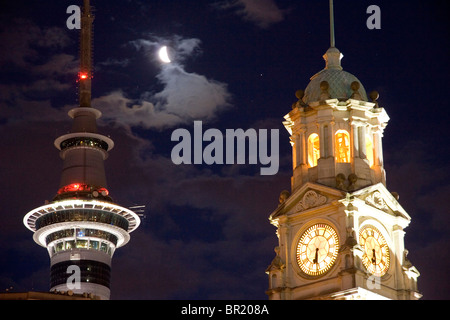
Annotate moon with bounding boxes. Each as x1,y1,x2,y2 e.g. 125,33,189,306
158,46,171,63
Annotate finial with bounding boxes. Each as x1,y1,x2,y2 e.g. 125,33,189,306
329,0,335,48
350,81,362,100
323,1,343,70
369,90,380,108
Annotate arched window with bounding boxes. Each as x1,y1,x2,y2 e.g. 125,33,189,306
366,136,374,167
308,133,320,167
335,130,350,163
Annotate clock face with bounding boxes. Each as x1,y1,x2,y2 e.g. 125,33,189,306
359,225,390,276
296,223,339,276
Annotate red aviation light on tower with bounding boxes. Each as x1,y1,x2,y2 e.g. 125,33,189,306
58,183,84,193
79,72,89,80
57,183,109,196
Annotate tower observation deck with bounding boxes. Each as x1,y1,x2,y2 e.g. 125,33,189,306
23,0,140,300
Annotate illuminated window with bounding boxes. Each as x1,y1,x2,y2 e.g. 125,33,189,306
335,130,350,163
308,134,320,167
55,242,64,252
77,228,86,238
76,240,88,249
65,240,75,250
90,240,99,250
366,136,374,167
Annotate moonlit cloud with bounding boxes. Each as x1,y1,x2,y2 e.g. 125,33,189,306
0,22,231,132
215,0,288,28
93,90,184,130
130,35,202,65
96,35,232,130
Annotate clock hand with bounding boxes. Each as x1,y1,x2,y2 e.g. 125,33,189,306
371,248,376,265
313,248,319,265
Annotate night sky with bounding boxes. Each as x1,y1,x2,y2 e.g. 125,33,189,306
0,0,449,300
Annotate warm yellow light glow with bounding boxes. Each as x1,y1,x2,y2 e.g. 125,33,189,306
296,223,339,276
359,225,390,277
308,134,320,167
335,130,350,163
366,136,374,167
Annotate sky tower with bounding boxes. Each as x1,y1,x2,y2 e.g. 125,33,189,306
23,0,140,300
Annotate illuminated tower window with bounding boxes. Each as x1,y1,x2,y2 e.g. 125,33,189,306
366,136,374,167
335,130,350,163
308,133,320,167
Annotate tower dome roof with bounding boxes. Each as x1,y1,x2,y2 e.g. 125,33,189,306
302,47,368,105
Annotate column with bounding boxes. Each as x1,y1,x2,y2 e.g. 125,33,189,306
319,123,326,159
358,126,366,159
350,121,360,160
330,121,335,160
392,226,406,291
291,134,298,170
373,128,384,167
298,127,306,165
323,125,329,158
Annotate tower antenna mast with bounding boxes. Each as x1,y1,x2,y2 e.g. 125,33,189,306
79,0,94,108
329,0,335,48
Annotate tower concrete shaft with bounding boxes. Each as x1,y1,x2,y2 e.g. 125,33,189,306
24,0,140,300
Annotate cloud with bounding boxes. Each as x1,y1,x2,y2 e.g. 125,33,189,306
130,35,202,65
0,19,72,68
0,19,77,124
96,36,232,130
32,54,79,76
94,90,183,130
98,58,130,68
0,20,231,132
94,65,231,130
215,0,288,28
154,64,231,121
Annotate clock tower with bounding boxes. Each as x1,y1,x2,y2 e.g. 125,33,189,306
265,1,421,300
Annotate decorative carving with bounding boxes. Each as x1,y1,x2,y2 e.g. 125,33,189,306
348,173,358,191
365,191,389,212
278,190,290,205
402,249,413,268
296,190,327,212
336,173,346,190
266,247,285,272
292,89,307,109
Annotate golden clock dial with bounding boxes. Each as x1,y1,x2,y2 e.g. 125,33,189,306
296,223,339,276
359,225,390,276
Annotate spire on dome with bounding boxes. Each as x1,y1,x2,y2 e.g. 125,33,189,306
329,0,335,48
323,0,343,70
